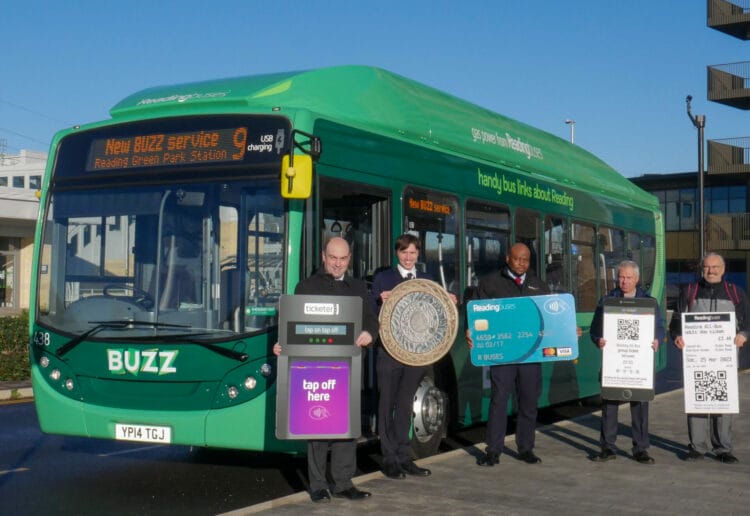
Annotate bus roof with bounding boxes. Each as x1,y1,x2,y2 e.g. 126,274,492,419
109,65,655,209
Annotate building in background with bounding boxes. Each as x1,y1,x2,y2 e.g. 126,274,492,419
0,149,45,313
631,1,750,304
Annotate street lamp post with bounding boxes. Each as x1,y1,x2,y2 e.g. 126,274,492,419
565,119,575,144
686,95,706,258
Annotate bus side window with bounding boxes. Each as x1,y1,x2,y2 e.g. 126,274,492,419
572,222,597,311
514,208,541,275
465,199,510,300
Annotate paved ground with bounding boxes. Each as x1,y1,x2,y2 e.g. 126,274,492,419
7,373,748,516
221,371,750,516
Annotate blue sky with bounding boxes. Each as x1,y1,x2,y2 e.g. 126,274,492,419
1,1,747,177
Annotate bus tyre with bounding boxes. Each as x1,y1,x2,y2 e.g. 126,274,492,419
410,368,448,458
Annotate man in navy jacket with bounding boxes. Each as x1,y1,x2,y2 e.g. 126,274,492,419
589,260,665,464
372,233,455,479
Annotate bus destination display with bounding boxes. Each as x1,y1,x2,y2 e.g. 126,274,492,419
86,126,285,171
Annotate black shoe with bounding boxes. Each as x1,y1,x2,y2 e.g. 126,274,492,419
383,462,406,479
716,452,739,464
401,460,431,476
684,449,705,461
476,451,500,466
633,451,655,464
518,451,542,464
310,489,331,503
333,487,371,500
594,448,616,462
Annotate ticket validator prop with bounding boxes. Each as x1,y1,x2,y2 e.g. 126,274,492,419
275,295,362,440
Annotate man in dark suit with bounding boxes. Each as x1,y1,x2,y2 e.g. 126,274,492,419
467,242,548,466
372,233,455,479
274,236,378,503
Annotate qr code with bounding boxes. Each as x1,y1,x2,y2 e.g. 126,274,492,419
616,318,640,341
693,370,728,402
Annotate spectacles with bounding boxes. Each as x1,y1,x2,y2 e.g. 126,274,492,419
703,265,723,270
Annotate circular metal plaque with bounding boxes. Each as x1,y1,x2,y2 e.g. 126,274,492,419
378,278,458,366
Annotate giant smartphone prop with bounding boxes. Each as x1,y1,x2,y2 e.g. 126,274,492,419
601,297,657,402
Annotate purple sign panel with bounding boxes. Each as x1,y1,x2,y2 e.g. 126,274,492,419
288,360,350,436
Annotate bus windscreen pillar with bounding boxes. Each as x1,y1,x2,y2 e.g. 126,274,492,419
275,294,363,440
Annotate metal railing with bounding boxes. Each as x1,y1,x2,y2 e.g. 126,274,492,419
707,62,750,108
706,212,750,249
708,0,750,39
708,137,750,174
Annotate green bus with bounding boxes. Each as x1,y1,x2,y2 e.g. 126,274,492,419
30,65,665,456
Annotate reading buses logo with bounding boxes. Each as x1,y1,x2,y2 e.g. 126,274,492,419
107,349,179,376
304,303,340,315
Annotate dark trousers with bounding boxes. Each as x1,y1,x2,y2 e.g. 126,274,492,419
486,362,541,455
377,349,426,464
307,439,356,493
600,400,650,453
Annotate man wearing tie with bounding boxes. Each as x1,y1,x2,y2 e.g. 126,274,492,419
467,242,549,466
372,233,455,479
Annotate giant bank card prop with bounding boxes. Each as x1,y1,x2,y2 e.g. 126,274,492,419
275,295,363,440
681,312,739,414
468,294,578,366
601,297,657,402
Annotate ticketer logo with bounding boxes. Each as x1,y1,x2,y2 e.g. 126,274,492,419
304,303,339,315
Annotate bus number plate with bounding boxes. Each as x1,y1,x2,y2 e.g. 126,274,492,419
115,423,172,444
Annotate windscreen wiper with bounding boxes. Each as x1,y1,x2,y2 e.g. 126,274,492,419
57,321,247,362
57,320,190,357
126,332,249,362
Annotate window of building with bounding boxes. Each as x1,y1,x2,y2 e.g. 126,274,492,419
29,175,41,190
0,177,7,187
12,176,24,188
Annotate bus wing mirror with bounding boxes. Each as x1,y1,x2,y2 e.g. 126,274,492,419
281,154,313,199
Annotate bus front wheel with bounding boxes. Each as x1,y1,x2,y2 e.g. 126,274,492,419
410,368,448,458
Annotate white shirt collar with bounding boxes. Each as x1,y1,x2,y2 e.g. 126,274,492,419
397,264,416,278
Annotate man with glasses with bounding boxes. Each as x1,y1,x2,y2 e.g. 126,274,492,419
670,252,750,464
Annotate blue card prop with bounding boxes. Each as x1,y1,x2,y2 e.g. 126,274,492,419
468,294,579,366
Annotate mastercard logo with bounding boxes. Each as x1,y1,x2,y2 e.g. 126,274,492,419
542,348,557,357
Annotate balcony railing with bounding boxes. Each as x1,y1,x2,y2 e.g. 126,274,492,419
708,137,750,174
708,0,750,39
706,213,750,249
708,62,750,109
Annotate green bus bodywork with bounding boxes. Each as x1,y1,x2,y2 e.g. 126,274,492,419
30,66,665,454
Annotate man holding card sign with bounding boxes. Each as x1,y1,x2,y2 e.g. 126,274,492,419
467,243,548,466
589,260,664,464
670,252,749,464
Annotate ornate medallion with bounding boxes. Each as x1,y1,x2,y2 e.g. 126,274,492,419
378,278,458,366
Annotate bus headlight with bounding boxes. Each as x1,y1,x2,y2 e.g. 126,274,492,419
65,379,75,391
50,369,61,381
260,363,272,377
227,386,239,399
244,376,258,390
40,356,50,368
